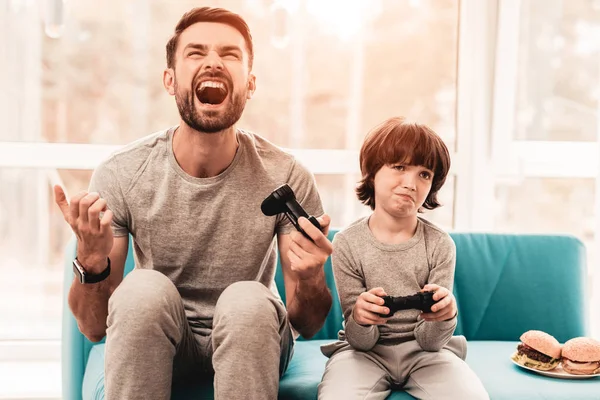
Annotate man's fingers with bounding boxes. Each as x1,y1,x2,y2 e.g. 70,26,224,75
53,185,71,220
99,209,113,234
316,214,331,235
289,230,313,251
69,191,88,222
287,249,302,268
298,217,333,255
78,192,100,224
88,198,107,232
289,239,311,261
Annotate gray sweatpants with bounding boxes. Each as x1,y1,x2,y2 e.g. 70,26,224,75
104,269,293,400
318,336,489,400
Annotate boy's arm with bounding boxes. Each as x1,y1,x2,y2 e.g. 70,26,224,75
414,235,458,351
332,235,380,351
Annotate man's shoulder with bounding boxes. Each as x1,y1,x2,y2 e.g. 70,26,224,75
96,128,170,178
239,129,295,163
238,129,315,183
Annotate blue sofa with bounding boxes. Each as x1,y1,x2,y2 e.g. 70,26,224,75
62,231,600,399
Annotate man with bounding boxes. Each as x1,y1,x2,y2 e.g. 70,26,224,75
54,7,333,400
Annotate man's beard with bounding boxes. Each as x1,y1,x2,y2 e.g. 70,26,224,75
174,80,247,133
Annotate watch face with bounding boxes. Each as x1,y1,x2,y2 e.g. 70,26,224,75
73,259,86,283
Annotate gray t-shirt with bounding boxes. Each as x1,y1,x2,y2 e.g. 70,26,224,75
89,126,324,336
332,216,457,351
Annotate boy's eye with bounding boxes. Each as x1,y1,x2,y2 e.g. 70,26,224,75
420,171,432,179
392,165,405,171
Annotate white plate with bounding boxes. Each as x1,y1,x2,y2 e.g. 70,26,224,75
511,357,600,380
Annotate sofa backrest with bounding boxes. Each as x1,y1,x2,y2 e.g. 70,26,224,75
69,230,588,344
273,231,588,342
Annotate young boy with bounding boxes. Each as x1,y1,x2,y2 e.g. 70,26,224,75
318,117,489,399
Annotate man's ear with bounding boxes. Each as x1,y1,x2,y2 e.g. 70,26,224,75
246,74,256,100
163,68,176,96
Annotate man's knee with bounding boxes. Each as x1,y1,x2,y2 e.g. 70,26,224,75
109,269,180,324
214,281,280,330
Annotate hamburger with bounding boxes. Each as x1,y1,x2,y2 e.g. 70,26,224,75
511,330,561,371
561,337,600,375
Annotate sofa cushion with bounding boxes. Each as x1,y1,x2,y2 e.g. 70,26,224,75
83,340,600,400
82,341,414,400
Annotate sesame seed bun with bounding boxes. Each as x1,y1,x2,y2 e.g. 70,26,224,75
519,330,562,359
562,337,600,362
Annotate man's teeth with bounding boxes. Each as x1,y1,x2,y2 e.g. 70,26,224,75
199,81,225,89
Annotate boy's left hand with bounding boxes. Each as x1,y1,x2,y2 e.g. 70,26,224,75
419,283,457,322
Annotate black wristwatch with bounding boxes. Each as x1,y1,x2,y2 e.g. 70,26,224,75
73,257,111,284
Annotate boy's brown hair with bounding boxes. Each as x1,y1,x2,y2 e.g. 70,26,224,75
356,117,451,211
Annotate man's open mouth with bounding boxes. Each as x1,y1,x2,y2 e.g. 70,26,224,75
196,80,228,105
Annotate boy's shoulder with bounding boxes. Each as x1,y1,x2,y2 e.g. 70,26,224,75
419,217,455,252
333,216,369,243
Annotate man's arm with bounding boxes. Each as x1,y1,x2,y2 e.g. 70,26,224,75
277,216,333,339
68,236,128,342
55,186,127,342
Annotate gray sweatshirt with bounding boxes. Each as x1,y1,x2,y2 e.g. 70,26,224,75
332,216,457,352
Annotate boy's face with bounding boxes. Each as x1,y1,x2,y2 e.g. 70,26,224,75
373,163,433,218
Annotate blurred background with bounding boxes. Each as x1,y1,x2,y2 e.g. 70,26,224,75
0,0,599,398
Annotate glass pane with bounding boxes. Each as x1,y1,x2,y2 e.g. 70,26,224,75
494,177,596,272
3,0,458,148
515,0,600,141
0,168,91,340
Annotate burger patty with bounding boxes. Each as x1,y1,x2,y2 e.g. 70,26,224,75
517,344,554,363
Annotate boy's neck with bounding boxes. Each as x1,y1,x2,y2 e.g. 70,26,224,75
368,209,419,245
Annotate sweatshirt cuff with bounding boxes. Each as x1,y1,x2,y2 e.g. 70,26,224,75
345,313,379,350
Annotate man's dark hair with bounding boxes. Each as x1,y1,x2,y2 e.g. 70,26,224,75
166,7,254,69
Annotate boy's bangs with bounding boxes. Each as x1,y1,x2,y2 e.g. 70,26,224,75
379,128,438,172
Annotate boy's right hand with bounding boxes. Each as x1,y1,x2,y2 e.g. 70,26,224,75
54,185,114,273
352,287,390,326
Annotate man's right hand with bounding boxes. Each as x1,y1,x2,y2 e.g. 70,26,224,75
352,287,390,326
54,185,114,273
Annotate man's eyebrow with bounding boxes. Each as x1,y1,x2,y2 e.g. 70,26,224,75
219,45,242,53
183,43,208,52
182,43,242,53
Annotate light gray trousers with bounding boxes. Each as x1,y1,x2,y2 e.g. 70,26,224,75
318,337,489,400
104,269,293,400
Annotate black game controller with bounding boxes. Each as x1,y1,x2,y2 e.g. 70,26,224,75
378,291,439,318
261,184,322,240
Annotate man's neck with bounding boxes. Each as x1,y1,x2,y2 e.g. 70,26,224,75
172,123,239,178
368,210,419,245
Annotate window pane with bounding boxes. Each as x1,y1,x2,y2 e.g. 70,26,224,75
515,0,600,141
0,169,91,340
30,0,458,148
494,177,596,272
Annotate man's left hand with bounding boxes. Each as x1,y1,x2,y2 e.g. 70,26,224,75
287,215,333,281
419,283,457,322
